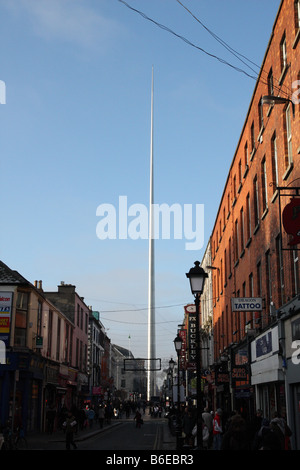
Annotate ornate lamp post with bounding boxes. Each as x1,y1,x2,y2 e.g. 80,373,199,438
173,333,183,450
168,358,175,406
186,261,208,449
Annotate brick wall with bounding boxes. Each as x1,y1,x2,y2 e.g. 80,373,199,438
210,0,300,360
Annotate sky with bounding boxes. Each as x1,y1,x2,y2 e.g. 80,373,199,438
0,0,281,370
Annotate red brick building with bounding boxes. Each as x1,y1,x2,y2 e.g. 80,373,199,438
208,0,300,433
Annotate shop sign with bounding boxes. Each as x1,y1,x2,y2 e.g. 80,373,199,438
35,335,43,348
0,292,13,346
231,366,248,380
231,297,262,312
282,197,300,246
179,329,187,369
187,311,197,370
216,372,229,384
256,332,272,358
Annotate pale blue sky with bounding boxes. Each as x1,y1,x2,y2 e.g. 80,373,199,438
0,0,281,364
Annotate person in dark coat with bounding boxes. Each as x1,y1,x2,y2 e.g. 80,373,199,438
221,414,250,450
63,411,78,450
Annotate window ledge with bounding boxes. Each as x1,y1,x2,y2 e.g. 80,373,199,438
293,29,300,49
283,162,293,180
250,148,256,161
271,190,278,203
279,64,288,85
261,208,269,220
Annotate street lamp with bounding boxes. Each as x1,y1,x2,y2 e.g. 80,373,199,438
262,95,295,116
186,261,208,449
173,333,183,450
168,358,175,406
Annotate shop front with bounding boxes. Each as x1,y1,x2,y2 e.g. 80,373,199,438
251,326,286,421
230,345,254,422
282,312,300,450
0,351,45,434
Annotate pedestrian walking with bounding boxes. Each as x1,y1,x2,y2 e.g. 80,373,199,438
192,419,210,449
87,407,95,428
182,408,195,447
63,410,78,450
213,409,223,450
270,411,292,450
98,406,105,429
202,407,213,448
221,414,250,450
134,409,143,428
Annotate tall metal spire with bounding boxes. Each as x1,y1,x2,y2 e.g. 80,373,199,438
147,66,156,401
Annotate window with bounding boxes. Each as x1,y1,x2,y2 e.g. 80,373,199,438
56,318,61,361
233,175,237,202
261,156,268,213
246,193,251,240
276,235,285,304
280,33,287,73
251,122,255,155
258,97,264,131
266,250,272,307
240,207,245,252
271,132,279,188
268,68,274,96
235,219,239,261
76,338,79,367
257,262,262,297
253,175,259,228
65,323,69,363
249,273,254,297
285,104,293,168
15,291,29,347
220,258,223,290
228,237,232,274
244,142,249,171
70,329,73,365
47,310,53,357
238,160,242,187
37,301,42,338
85,313,88,334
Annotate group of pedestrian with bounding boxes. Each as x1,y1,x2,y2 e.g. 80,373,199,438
176,406,293,451
210,408,293,450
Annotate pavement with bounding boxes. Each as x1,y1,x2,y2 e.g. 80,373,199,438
21,411,177,451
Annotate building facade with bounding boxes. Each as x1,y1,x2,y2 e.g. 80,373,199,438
0,260,133,435
200,0,300,447
0,261,76,433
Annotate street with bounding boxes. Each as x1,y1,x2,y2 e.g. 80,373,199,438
45,420,162,451
25,410,176,452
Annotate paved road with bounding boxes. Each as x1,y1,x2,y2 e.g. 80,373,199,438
26,413,176,451
43,419,163,451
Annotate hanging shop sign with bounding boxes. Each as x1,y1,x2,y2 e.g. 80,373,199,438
186,306,197,370
278,187,300,251
282,197,300,246
179,328,187,370
0,292,13,347
231,297,263,312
